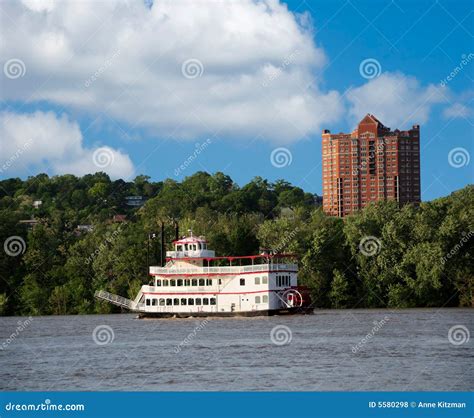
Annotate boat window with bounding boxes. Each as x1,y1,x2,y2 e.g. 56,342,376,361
181,298,187,306
262,295,268,303
146,299,150,306
156,280,161,287
173,298,179,305
218,279,222,285
192,279,198,286
163,279,169,286
203,298,209,305
206,279,212,286
166,298,172,306
255,296,261,304
185,279,191,286
262,276,268,284
198,278,205,286
188,298,194,305
177,245,183,251
184,244,189,251
152,298,157,306
159,299,165,306
177,279,183,286
170,279,176,286
195,298,202,305
254,277,260,285
240,278,245,286
210,298,216,305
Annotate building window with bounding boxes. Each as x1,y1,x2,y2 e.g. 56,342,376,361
255,277,260,285
210,298,216,305
203,298,209,305
240,278,245,286
255,296,261,304
159,299,165,306
181,298,187,306
262,295,268,303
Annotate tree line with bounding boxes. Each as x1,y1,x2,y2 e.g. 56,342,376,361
0,172,472,315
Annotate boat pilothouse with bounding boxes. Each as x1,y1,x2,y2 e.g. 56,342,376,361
95,232,312,318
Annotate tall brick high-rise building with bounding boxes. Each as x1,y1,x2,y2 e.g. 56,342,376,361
322,114,421,217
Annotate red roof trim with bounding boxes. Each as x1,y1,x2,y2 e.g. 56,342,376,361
144,289,282,296
150,269,296,277
172,238,208,245
165,253,298,262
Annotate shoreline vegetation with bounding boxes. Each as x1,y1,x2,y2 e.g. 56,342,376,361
0,172,472,316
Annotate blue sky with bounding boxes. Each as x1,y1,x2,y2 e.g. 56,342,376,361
0,0,472,201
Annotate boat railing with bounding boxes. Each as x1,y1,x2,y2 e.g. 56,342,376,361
149,263,297,275
94,290,136,310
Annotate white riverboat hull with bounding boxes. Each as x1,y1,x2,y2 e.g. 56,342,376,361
137,306,314,318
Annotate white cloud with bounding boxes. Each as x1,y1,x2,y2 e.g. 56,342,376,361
346,72,447,129
0,111,134,178
0,0,344,143
443,103,471,119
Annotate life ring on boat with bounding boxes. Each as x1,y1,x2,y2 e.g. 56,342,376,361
281,289,303,307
